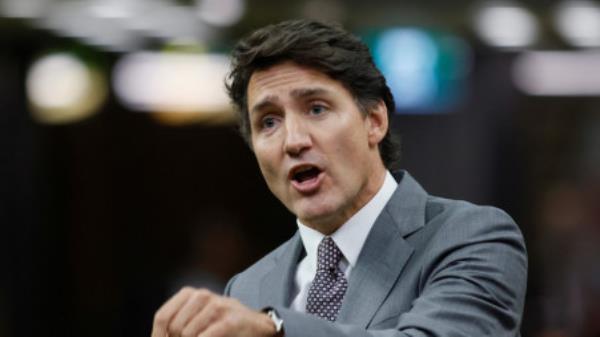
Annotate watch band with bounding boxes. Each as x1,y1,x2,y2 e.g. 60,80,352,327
265,308,284,336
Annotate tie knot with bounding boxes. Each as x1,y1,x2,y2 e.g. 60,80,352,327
316,237,343,272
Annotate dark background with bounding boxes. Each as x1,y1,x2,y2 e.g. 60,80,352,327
2,1,600,337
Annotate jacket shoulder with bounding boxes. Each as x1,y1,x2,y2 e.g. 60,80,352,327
417,195,527,285
224,234,299,300
424,195,520,234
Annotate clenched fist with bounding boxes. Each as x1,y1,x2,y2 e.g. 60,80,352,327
152,287,278,337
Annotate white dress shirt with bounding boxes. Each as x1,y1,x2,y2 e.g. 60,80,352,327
290,171,398,312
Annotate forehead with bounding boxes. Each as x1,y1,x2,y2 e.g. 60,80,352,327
247,62,349,108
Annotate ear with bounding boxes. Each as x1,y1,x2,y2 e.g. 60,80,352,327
366,100,389,147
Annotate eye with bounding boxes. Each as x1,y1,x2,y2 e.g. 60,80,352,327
309,104,327,115
261,115,278,129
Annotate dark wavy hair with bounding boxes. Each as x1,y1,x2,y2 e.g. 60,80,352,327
226,19,401,169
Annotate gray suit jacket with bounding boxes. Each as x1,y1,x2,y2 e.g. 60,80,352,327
225,171,527,337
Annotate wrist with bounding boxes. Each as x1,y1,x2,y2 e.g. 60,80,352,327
263,308,284,337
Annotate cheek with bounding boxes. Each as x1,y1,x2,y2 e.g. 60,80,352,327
254,149,281,184
256,157,275,178
329,130,365,160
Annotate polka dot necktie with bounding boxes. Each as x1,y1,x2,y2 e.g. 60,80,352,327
306,236,348,321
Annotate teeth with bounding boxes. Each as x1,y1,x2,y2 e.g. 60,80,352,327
296,166,313,174
292,166,314,177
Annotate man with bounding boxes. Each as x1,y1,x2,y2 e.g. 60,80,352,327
152,19,527,337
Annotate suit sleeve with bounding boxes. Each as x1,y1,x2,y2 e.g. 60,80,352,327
272,206,528,337
223,274,238,296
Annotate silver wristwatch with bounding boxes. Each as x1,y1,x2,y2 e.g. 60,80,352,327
266,309,284,335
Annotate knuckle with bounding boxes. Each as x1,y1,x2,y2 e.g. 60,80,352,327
227,297,242,307
221,314,238,330
168,321,184,336
196,288,212,299
153,310,168,326
211,324,229,337
181,326,195,337
188,288,211,304
213,299,227,314
222,314,233,327
188,290,201,302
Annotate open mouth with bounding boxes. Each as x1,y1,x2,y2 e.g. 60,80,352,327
288,164,324,193
289,164,323,184
292,166,322,183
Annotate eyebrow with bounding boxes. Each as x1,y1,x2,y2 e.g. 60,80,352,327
250,87,331,115
290,87,329,99
250,96,279,116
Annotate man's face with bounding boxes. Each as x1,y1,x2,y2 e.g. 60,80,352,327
247,62,388,233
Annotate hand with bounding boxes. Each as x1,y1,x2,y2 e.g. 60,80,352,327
152,287,278,337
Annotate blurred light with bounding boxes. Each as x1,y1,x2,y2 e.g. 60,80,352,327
88,0,138,20
39,1,143,52
0,0,50,18
152,108,233,126
554,0,600,48
369,28,471,113
35,0,211,52
195,0,245,27
26,53,107,124
513,51,600,96
473,1,539,49
139,3,208,42
375,29,438,109
28,54,89,108
113,52,233,121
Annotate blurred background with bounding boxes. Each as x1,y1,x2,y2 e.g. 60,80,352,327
1,0,600,336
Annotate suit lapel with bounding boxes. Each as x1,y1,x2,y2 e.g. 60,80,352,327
336,171,428,327
259,233,304,308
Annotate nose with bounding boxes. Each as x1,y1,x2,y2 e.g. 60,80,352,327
283,115,312,156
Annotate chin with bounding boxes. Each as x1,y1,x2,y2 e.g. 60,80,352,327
295,204,337,225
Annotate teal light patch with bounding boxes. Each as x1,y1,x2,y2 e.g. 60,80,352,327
364,27,471,114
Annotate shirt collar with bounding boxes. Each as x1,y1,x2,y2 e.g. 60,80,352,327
297,171,398,269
